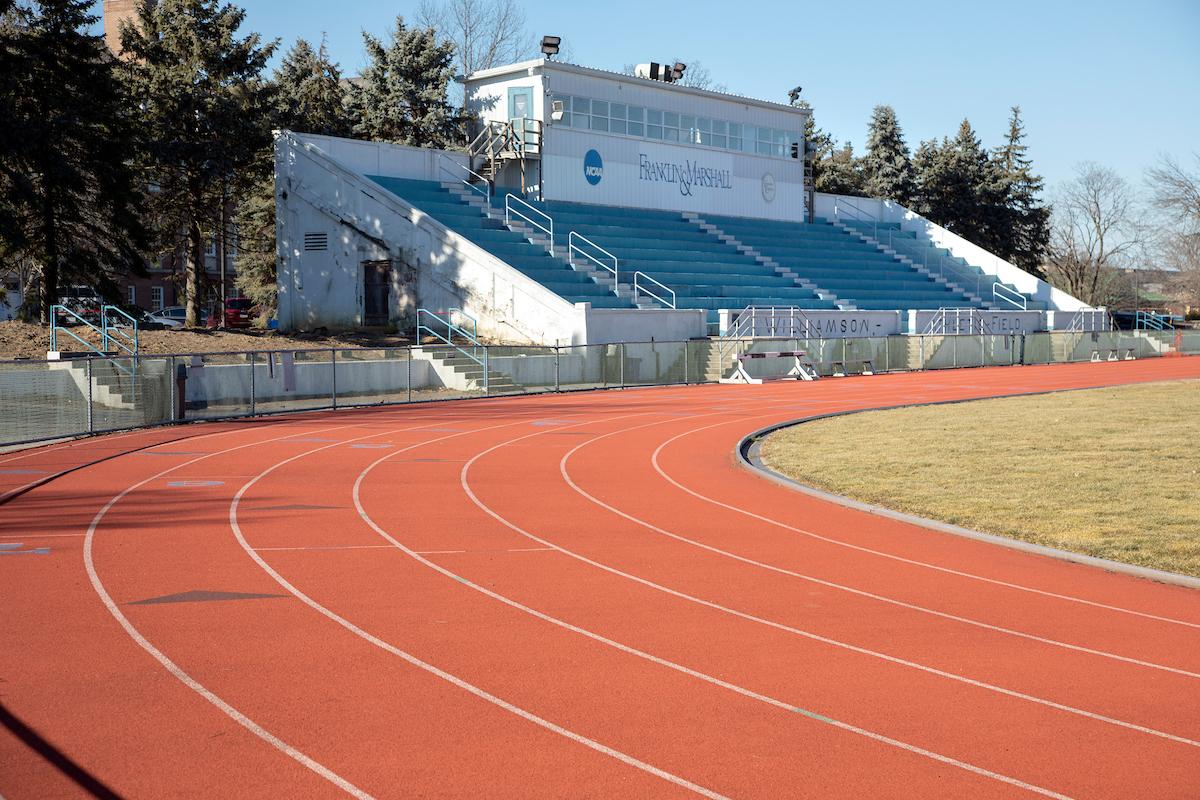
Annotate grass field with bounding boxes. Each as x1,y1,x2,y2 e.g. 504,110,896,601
761,379,1200,577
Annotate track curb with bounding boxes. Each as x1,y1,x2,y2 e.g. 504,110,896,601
735,390,1200,591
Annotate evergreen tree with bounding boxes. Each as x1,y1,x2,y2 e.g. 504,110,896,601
861,105,915,205
914,120,1002,248
275,36,354,137
120,0,277,326
992,107,1050,277
233,174,276,323
816,142,865,196
790,96,864,196
348,15,462,148
0,0,149,322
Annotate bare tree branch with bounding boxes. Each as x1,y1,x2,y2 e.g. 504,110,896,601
1043,162,1143,306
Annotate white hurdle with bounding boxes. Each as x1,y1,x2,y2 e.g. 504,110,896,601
719,350,820,384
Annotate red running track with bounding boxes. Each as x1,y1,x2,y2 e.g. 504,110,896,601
2,358,1199,799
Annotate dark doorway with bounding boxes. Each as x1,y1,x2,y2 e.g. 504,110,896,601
362,260,392,326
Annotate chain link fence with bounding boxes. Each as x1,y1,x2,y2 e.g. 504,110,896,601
2,330,1197,448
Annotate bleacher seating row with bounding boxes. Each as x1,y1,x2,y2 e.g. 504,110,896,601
368,175,1035,324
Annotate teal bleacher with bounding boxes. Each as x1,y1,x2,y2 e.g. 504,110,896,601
500,197,839,321
367,176,633,308
837,219,1044,310
702,214,979,311
368,175,1029,323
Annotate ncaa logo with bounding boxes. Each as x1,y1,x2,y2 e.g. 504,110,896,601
583,149,603,185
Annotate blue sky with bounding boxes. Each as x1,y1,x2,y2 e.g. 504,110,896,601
102,0,1199,192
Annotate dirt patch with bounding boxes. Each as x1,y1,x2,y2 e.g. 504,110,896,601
0,320,415,360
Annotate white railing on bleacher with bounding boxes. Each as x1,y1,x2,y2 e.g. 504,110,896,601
568,231,619,292
505,193,554,253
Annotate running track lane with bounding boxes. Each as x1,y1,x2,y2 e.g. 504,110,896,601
0,359,1197,798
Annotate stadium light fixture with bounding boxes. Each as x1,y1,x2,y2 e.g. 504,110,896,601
541,35,561,58
670,62,686,82
550,100,565,122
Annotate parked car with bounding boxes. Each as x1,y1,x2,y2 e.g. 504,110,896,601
152,305,208,327
210,297,255,329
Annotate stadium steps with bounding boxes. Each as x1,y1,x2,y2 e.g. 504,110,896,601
489,195,839,325
365,176,636,310
834,218,1046,311
418,348,523,393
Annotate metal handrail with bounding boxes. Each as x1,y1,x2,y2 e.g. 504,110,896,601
632,272,676,309
50,305,106,356
1135,310,1174,331
568,231,619,289
923,307,993,336
415,308,484,367
718,305,817,362
102,305,139,358
448,307,477,340
992,282,1027,311
505,193,554,252
438,154,490,200
1067,307,1113,333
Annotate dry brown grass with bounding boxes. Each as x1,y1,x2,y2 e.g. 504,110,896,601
761,380,1200,577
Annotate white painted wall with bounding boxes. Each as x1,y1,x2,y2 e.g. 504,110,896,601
581,306,706,344
814,192,1088,312
542,129,804,222
276,131,585,343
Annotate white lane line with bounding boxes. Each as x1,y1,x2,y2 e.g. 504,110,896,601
460,419,1200,750
230,416,731,800
556,416,1200,679
651,418,1200,631
414,550,468,555
83,421,376,799
352,420,1075,798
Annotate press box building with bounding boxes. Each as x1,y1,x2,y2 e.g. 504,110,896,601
274,57,1087,342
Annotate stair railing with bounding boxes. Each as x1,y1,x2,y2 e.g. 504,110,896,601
1067,307,1114,332
504,193,554,253
831,196,878,240
1135,310,1174,331
568,231,619,292
438,154,491,201
632,272,677,309
992,282,1027,310
717,305,816,364
923,307,992,336
50,305,107,357
415,307,484,367
102,305,139,359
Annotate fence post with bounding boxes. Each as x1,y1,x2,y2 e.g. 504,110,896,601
683,341,689,385
483,346,490,395
619,343,625,388
330,349,338,409
406,348,412,403
249,352,256,416
86,358,94,433
554,345,560,393
920,335,926,370
168,356,176,422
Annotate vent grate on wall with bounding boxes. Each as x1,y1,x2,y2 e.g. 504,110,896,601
303,232,328,251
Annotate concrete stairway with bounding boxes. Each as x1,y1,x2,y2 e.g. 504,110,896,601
417,348,523,393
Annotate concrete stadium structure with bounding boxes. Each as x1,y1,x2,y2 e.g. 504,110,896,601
275,58,1093,344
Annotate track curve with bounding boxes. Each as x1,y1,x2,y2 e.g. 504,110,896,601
2,358,1199,798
